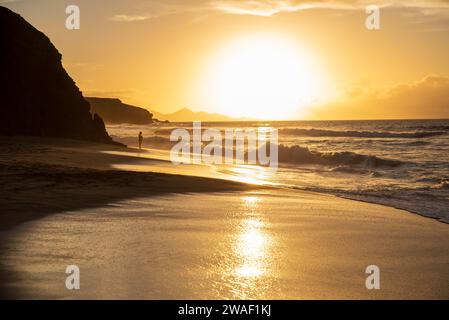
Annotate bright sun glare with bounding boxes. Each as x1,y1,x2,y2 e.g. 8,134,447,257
201,35,330,120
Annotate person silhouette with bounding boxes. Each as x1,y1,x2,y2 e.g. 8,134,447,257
138,131,143,149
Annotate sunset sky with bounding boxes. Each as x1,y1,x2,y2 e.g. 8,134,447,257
3,0,449,119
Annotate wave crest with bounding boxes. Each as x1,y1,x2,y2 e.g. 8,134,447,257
280,128,446,138
276,144,403,168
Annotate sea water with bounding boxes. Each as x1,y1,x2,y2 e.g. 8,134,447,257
108,119,449,223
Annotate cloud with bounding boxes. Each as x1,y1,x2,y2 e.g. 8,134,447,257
110,14,152,22
381,74,449,97
208,0,449,17
107,0,449,23
209,0,356,16
110,1,201,22
308,75,449,119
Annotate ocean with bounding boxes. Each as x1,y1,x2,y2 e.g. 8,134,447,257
107,119,449,223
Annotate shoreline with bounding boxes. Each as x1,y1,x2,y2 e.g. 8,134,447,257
0,136,258,231
1,136,449,299
1,136,448,230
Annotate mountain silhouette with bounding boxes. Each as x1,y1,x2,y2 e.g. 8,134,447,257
151,107,254,122
0,6,114,144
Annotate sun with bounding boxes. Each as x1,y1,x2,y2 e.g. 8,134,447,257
199,34,330,120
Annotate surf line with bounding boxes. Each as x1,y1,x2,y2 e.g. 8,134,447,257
169,121,278,170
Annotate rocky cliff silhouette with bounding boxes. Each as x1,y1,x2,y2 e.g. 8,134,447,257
86,97,154,124
0,6,115,144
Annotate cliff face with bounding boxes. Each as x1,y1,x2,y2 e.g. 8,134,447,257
86,97,154,125
0,6,114,144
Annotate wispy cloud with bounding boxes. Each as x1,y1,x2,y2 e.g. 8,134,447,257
208,0,449,17
110,1,198,23
110,14,152,22
209,0,356,16
108,0,449,23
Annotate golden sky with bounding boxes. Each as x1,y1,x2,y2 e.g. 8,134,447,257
3,0,449,119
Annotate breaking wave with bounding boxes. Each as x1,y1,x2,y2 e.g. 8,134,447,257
276,144,404,168
280,128,446,138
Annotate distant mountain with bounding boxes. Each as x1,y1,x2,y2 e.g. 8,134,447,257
86,97,154,124
151,107,253,122
0,7,115,144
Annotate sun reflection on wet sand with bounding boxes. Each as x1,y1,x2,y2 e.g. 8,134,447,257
2,189,449,299
233,196,271,281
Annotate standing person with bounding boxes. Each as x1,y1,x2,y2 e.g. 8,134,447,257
138,131,143,150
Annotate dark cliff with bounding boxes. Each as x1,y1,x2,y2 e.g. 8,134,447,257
0,6,115,144
86,97,154,125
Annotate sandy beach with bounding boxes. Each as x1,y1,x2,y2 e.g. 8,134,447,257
0,137,448,299
0,137,253,231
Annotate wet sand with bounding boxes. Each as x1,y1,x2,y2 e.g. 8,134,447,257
0,137,254,231
1,137,448,299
